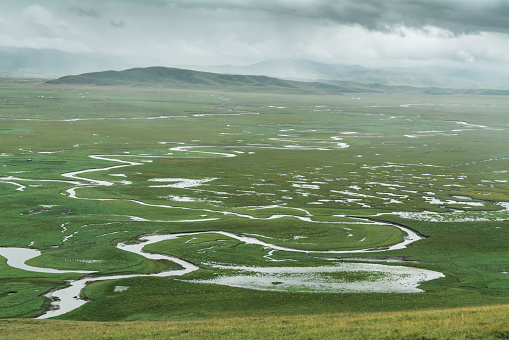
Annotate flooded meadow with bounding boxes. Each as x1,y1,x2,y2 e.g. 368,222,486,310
0,83,507,319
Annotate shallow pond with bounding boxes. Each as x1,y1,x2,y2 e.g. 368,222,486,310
188,263,444,293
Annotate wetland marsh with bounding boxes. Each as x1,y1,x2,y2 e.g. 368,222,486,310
0,80,508,320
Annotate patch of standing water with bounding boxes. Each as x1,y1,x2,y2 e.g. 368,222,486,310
113,286,129,292
148,177,217,188
160,195,205,202
188,263,444,293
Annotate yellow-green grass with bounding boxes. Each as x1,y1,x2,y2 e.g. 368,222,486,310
1,304,508,339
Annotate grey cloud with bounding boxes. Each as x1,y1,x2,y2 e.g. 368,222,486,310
110,20,125,28
122,0,168,7
3,0,509,74
69,7,101,18
163,0,509,35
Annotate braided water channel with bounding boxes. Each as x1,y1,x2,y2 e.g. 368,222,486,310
0,152,444,319
1,229,443,319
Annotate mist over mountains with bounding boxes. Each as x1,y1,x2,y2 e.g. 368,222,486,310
45,65,509,96
0,47,128,78
4,47,509,92
188,59,509,90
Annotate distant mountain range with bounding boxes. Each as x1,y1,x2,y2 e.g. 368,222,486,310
187,59,509,90
3,47,509,93
46,66,509,95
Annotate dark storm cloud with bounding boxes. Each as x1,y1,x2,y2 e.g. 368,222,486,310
165,0,509,35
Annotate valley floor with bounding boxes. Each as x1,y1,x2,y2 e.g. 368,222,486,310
0,81,507,329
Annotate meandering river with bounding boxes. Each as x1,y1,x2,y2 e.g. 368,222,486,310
0,152,442,319
0,229,443,319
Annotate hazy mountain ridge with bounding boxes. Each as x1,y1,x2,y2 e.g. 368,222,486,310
46,66,509,95
3,46,509,92
189,59,509,90
0,47,128,78
2,44,509,91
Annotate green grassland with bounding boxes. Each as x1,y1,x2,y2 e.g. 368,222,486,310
1,304,508,339
0,77,508,335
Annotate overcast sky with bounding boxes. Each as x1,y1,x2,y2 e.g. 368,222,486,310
2,0,509,72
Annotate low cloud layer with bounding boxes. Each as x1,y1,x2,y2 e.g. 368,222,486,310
166,0,509,35
1,0,508,73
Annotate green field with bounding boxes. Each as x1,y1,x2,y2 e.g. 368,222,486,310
0,79,508,328
1,304,508,339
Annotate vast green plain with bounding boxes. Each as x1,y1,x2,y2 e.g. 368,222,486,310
0,77,508,336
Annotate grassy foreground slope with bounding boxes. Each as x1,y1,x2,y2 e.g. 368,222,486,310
1,304,508,339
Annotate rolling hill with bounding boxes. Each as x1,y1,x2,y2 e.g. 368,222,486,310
45,66,364,94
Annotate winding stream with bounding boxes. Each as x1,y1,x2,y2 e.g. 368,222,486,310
35,235,199,319
0,152,441,319
3,227,433,319
8,228,440,319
